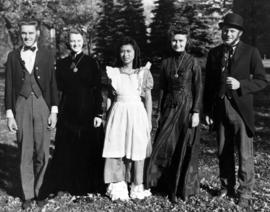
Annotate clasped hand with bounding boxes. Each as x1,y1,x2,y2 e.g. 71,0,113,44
191,113,200,128
226,77,240,90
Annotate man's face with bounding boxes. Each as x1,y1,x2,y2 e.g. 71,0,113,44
20,25,39,47
221,26,243,46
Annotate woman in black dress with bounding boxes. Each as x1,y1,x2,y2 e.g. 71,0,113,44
51,28,104,195
146,24,202,202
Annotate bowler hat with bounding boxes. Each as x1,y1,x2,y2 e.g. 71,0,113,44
219,13,244,31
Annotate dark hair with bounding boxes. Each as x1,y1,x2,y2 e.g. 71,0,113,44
114,36,141,69
19,19,40,30
168,23,190,39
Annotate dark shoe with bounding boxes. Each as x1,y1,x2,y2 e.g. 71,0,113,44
36,198,48,208
238,196,252,209
57,191,67,198
22,199,32,210
168,193,177,203
217,188,228,199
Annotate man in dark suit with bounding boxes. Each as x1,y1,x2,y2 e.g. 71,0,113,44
5,19,58,209
203,13,268,209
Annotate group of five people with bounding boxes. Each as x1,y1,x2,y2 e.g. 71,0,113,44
4,13,268,210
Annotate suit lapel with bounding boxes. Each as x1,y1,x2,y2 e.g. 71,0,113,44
230,41,244,74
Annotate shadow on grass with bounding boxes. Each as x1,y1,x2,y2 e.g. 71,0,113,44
0,143,22,198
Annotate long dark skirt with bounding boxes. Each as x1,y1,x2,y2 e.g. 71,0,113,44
146,96,200,200
49,122,105,195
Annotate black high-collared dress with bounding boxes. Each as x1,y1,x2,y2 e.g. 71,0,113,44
146,52,202,201
50,52,104,195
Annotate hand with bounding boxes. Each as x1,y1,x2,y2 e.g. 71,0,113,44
93,117,102,128
7,117,18,133
205,115,213,125
226,77,240,90
48,113,57,129
191,113,200,128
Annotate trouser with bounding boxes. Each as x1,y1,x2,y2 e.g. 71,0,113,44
15,94,50,200
217,96,254,198
104,158,144,185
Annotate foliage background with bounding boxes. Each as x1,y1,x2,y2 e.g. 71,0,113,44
0,0,269,211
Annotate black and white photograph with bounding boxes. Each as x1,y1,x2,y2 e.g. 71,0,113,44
0,0,269,211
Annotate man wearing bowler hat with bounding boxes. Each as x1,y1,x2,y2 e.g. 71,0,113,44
5,18,58,209
203,13,267,209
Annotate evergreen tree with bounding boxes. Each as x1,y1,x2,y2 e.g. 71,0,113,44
172,0,233,57
95,0,147,64
149,0,176,58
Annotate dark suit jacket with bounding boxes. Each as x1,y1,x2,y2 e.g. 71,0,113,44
203,41,268,135
5,46,58,114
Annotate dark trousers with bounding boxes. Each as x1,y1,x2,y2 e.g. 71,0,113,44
216,96,254,198
15,94,50,200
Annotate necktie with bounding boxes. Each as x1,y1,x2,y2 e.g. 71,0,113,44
219,46,233,98
23,46,36,51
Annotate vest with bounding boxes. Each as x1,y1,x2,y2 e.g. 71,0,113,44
19,70,42,98
219,46,233,98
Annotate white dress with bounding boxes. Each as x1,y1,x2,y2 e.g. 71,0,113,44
102,64,152,161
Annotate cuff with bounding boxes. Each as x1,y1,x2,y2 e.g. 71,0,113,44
51,106,58,114
6,109,14,118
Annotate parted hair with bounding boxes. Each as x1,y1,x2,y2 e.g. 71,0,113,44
19,19,40,30
114,36,141,69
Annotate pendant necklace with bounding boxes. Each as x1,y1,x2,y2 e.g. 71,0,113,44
173,52,186,78
70,53,84,73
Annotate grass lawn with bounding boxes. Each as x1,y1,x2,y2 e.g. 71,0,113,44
0,75,269,211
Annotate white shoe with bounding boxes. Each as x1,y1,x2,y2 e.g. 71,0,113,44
130,184,152,200
106,182,130,201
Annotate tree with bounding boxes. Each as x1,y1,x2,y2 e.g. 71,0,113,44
149,0,176,58
172,0,233,57
95,0,147,65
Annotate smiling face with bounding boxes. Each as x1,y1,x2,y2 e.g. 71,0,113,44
171,34,187,52
20,25,39,47
120,44,135,67
221,26,243,46
69,33,84,53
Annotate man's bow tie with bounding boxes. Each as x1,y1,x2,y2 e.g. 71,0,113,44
23,46,36,52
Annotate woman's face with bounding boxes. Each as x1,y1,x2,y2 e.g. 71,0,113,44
69,33,84,53
120,44,135,66
171,34,187,52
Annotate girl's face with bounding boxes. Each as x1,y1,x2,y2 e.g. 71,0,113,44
171,34,187,52
69,33,84,53
120,44,135,66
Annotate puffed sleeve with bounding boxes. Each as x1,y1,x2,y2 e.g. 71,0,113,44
191,58,202,113
106,66,120,91
142,69,154,90
140,62,154,97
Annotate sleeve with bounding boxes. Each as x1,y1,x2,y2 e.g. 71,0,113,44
4,52,13,111
239,48,268,95
203,50,216,115
191,58,202,113
142,69,154,91
159,60,167,91
92,59,103,117
106,66,119,91
49,52,59,107
55,59,64,92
